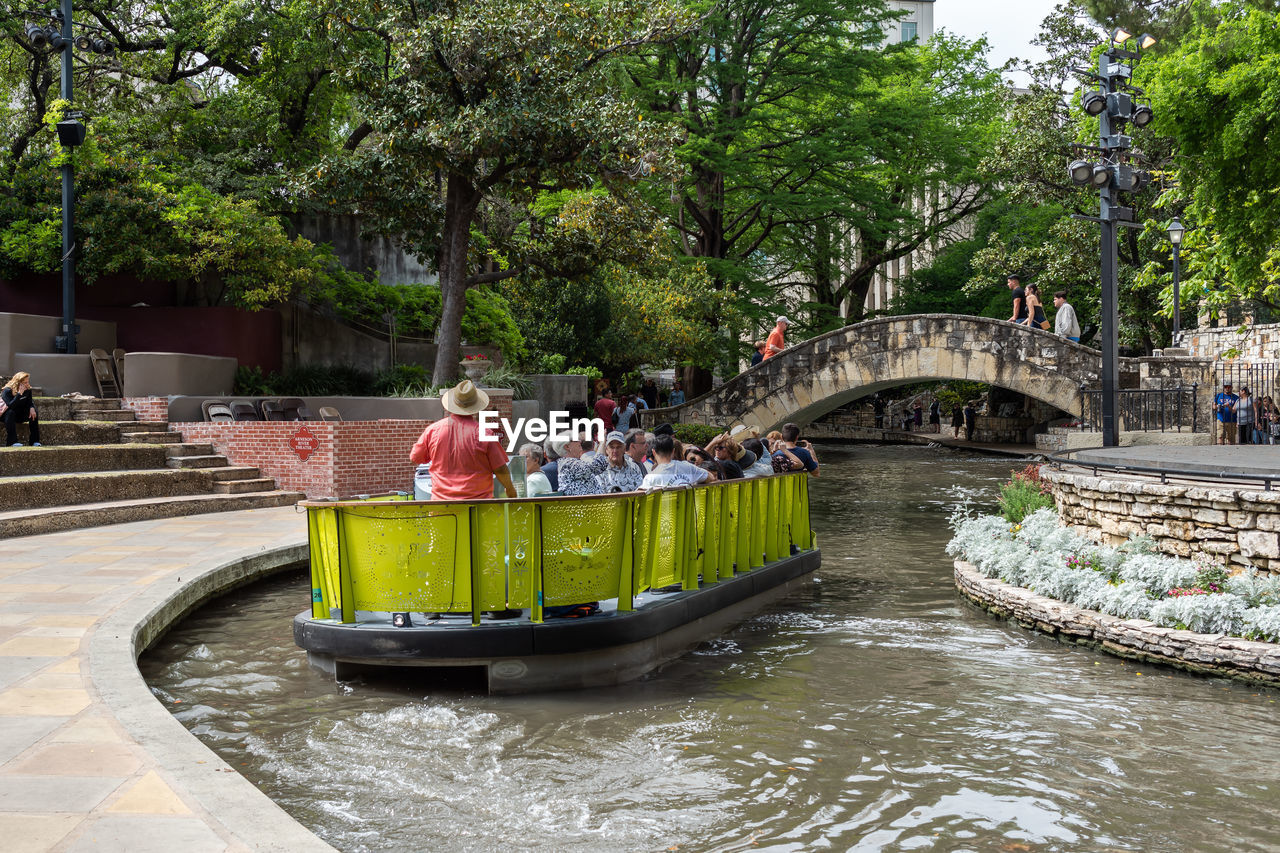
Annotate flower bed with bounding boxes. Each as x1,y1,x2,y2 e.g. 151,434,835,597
947,508,1280,643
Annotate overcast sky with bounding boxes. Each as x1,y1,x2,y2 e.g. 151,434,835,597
934,0,1065,81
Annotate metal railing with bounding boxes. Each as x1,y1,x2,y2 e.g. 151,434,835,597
301,473,814,625
1215,362,1279,405
1080,385,1199,433
1047,449,1278,491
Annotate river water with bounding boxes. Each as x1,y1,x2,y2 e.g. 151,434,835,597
141,445,1280,852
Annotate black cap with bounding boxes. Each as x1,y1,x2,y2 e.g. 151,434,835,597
654,422,674,436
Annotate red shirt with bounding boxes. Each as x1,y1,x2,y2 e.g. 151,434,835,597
594,397,617,424
765,326,785,359
409,414,509,501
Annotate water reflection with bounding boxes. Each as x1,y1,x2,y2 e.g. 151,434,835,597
141,445,1280,852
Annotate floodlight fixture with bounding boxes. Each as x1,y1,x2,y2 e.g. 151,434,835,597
1082,90,1107,116
1111,26,1133,44
1069,160,1094,185
1139,33,1158,50
1167,217,1185,246
25,22,49,48
48,30,67,51
1131,104,1154,128
1091,165,1112,188
90,38,113,54
74,34,91,50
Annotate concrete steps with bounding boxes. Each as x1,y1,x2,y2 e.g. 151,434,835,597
0,490,304,539
0,396,300,536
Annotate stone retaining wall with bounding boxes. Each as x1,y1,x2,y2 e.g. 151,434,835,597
1176,322,1280,361
954,560,1280,686
1043,465,1280,573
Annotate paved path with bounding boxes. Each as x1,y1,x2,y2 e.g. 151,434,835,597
1073,445,1280,477
0,506,324,852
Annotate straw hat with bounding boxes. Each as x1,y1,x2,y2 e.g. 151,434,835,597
442,379,490,416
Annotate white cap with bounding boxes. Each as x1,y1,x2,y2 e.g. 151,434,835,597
605,430,626,446
776,315,790,325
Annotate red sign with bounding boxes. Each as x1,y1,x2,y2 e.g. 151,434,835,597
290,426,319,462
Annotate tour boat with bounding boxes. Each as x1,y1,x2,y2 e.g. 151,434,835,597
295,473,820,692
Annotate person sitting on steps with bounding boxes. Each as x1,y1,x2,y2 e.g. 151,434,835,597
2,372,41,447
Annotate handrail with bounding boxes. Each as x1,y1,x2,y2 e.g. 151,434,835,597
303,473,815,625
1045,448,1277,491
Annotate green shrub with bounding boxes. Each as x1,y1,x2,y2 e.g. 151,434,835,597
673,423,722,448
480,365,535,400
998,465,1055,523
373,364,431,396
234,365,276,396
565,365,603,382
275,364,375,396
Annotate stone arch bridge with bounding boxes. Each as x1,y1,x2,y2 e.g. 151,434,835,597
649,314,1140,432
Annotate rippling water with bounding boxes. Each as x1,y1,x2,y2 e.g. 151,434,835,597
141,445,1280,852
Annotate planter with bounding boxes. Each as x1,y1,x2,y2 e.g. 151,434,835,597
461,360,492,382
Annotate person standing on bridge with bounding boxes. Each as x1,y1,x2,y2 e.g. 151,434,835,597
1215,382,1239,445
765,316,789,360
1053,291,1081,342
1007,275,1028,325
750,340,767,367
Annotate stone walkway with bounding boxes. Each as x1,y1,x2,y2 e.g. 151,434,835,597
0,506,327,852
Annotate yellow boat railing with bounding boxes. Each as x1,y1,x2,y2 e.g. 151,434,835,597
301,473,814,625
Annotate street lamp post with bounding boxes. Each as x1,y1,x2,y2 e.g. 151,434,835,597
1067,27,1157,447
1167,217,1185,339
21,2,112,355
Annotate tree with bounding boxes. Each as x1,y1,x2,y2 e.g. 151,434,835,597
314,0,692,384
1147,0,1280,312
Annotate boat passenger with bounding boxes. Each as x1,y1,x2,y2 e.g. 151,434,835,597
549,435,608,496
777,422,819,476
520,443,553,497
597,430,644,493
541,439,560,490
739,438,775,478
705,433,754,478
697,461,720,482
640,434,710,490
624,428,651,474
408,380,516,500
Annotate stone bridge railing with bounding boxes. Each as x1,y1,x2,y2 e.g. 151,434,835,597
644,314,1190,432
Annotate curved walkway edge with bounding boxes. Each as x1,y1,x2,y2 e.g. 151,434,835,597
954,560,1280,687
0,506,331,852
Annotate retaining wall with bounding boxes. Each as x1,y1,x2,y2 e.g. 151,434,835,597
1043,465,1280,574
954,559,1280,686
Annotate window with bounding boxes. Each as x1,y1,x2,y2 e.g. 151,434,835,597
901,21,918,42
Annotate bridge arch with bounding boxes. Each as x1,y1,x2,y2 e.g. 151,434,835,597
656,315,1114,432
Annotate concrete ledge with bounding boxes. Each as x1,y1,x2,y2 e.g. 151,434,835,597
954,559,1280,686
91,541,335,851
12,353,97,396
123,352,238,398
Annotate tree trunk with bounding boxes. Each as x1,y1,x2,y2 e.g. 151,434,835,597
431,175,483,386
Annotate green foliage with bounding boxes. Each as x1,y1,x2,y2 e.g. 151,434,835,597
564,365,604,382
673,423,721,448
234,366,276,396
998,465,1055,523
480,365,536,400
532,353,568,374
372,364,431,396
932,381,989,416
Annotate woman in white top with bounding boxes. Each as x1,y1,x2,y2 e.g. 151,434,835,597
1235,387,1257,445
520,443,553,496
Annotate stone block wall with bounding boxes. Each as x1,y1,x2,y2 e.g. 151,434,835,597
1176,323,1280,361
1043,465,1280,574
807,407,1032,443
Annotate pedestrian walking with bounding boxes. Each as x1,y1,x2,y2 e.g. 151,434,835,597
764,316,789,360
1053,291,1080,342
928,399,941,433
1007,275,1028,325
963,401,977,442
951,404,964,438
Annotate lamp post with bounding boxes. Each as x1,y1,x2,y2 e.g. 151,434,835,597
21,2,112,355
1167,216,1185,339
1067,27,1157,447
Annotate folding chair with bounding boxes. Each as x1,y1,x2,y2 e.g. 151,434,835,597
89,349,120,398
260,400,286,421
112,348,126,392
318,406,343,422
201,400,234,423
230,400,262,421
278,397,312,421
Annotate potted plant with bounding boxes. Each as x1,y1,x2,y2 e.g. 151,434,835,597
460,353,492,381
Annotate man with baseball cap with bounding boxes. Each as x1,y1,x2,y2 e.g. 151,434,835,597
764,315,789,360
598,430,644,492
409,380,516,500
1216,381,1239,445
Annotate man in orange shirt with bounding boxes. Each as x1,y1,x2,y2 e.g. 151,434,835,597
764,315,789,360
409,380,516,500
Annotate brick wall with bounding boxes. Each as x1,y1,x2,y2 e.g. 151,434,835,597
170,391,514,499
122,397,170,422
